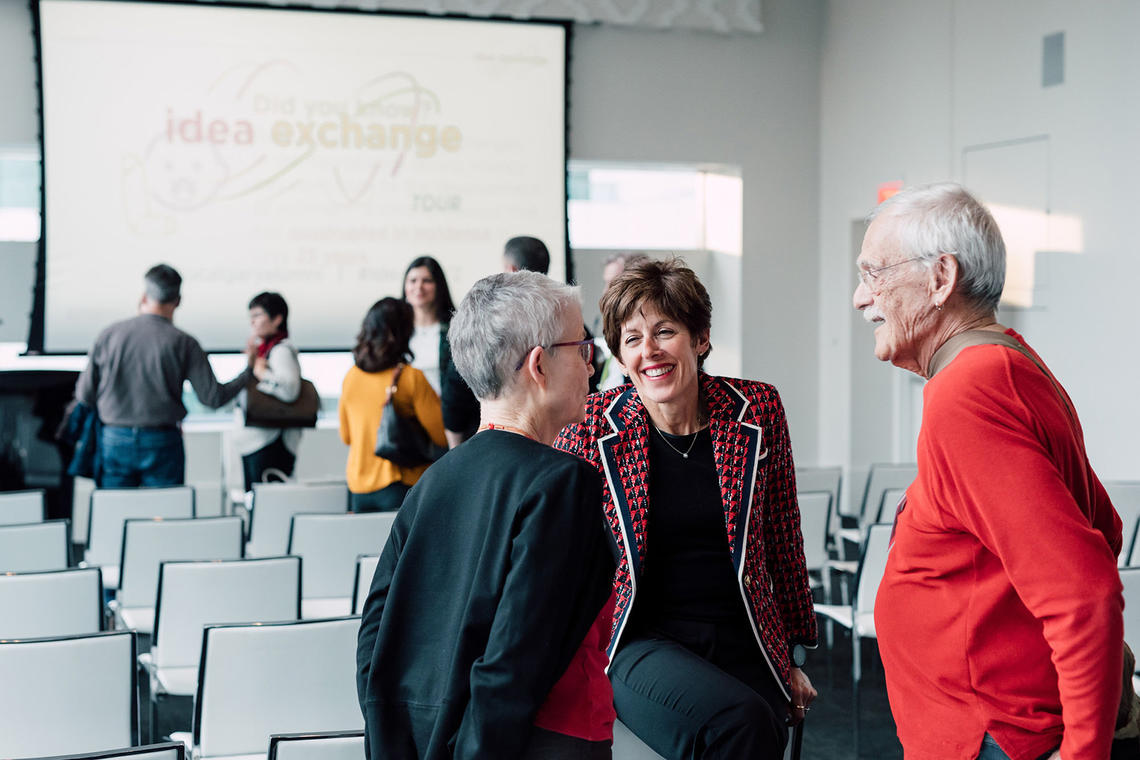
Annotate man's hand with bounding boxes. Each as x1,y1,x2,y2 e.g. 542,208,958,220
788,667,817,725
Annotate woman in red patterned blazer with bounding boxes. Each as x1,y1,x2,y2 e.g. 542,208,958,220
555,258,817,760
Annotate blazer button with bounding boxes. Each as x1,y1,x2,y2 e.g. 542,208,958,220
744,575,752,587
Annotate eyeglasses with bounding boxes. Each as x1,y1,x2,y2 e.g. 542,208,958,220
514,339,595,371
856,256,925,289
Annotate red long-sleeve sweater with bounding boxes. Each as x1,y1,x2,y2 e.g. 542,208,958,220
875,331,1123,760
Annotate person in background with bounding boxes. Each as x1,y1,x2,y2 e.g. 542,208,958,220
74,263,251,487
596,252,650,391
503,235,551,275
402,255,477,446
502,235,604,392
357,271,615,760
234,291,301,490
854,182,1127,760
555,257,818,760
339,298,445,512
602,251,650,291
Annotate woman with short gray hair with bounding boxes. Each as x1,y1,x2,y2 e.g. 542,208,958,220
357,270,618,760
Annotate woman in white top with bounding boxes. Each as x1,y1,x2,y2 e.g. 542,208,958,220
235,291,302,490
402,256,455,394
402,256,479,445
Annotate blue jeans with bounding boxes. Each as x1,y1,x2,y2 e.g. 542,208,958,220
977,735,1012,760
100,425,185,487
977,734,1057,760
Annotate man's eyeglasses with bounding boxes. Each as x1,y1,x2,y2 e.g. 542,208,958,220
515,339,595,371
856,256,925,289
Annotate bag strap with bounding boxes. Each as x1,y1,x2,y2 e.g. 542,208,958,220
928,328,1076,428
386,364,405,404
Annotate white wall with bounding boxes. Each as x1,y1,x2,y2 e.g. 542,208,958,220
820,0,1140,479
571,1,824,461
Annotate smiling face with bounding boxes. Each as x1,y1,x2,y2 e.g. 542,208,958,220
403,266,437,312
853,215,938,374
617,301,709,417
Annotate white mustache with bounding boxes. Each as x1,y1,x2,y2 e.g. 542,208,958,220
863,308,885,324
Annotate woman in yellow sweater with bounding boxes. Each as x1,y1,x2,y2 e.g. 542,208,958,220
339,298,447,512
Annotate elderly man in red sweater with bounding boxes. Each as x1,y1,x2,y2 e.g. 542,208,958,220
853,182,1128,760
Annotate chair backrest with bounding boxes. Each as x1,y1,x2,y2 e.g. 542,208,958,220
612,719,668,760
859,464,917,524
873,487,907,525
193,618,364,758
153,556,302,669
796,466,842,515
352,555,381,615
0,519,70,572
247,483,348,558
85,487,195,569
18,742,184,760
117,516,244,609
0,631,138,758
0,489,46,525
1106,482,1140,568
0,567,103,639
854,523,894,614
288,512,396,600
268,731,365,760
796,491,831,573
1121,568,1140,654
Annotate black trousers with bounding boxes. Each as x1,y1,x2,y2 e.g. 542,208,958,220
241,434,296,492
520,728,611,760
609,618,789,760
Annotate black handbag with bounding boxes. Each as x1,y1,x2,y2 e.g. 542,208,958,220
374,364,447,468
245,378,320,428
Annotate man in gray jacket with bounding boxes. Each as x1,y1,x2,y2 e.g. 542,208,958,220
74,264,251,486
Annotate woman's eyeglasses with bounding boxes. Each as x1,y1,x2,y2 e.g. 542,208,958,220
515,339,595,371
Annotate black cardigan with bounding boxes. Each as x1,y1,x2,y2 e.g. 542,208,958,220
356,430,616,760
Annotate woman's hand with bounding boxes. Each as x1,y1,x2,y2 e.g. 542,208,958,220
252,356,268,380
788,667,817,725
246,335,259,366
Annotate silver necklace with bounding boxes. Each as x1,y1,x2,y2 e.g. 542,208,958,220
653,424,700,459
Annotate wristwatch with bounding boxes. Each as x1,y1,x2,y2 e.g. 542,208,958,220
791,643,807,668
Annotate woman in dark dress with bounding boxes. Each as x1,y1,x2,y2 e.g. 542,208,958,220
357,271,617,760
555,258,818,760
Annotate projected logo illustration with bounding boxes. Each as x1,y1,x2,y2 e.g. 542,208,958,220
120,60,463,234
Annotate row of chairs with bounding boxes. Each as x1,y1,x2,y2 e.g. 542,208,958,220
795,466,1140,576
0,618,363,760
0,511,390,624
0,482,354,569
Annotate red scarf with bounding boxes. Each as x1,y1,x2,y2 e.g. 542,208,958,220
257,330,288,359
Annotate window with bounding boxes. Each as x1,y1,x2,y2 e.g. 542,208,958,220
568,162,741,255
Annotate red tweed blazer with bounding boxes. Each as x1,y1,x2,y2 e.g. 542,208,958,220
554,373,817,697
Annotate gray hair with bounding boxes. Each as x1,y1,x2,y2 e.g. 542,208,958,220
144,263,182,304
869,182,1006,313
450,271,581,400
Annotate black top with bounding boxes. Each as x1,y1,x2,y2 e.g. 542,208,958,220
356,431,616,760
629,425,745,629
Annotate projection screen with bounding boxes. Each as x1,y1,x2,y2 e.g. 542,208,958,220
35,0,567,352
